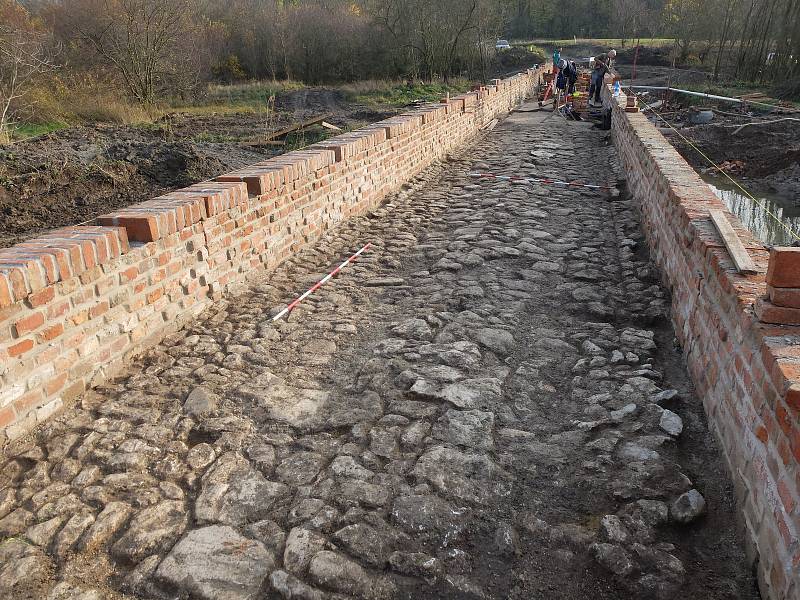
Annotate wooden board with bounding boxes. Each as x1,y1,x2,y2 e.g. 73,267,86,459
266,114,331,140
709,209,758,274
242,114,334,146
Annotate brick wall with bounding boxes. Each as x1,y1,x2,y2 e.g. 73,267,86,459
606,86,800,599
0,68,544,446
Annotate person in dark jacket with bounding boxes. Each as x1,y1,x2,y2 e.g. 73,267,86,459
589,54,609,107
563,60,578,95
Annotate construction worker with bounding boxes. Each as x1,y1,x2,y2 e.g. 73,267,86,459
555,59,568,93
563,60,578,95
606,49,617,71
589,54,609,108
552,47,562,75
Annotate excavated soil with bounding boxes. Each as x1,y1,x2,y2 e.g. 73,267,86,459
665,120,800,199
0,89,393,248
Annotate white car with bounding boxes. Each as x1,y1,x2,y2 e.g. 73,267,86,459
496,40,511,50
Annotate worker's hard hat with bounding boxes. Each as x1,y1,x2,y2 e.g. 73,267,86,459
558,59,567,69
608,49,617,58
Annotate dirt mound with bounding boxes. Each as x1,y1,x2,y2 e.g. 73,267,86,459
668,120,800,198
274,88,350,116
0,126,271,248
494,47,548,74
615,46,673,67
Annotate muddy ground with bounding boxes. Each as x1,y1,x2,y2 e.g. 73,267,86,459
0,89,394,248
665,119,800,199
610,61,800,201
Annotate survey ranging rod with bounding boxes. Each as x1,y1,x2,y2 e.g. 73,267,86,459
272,243,373,321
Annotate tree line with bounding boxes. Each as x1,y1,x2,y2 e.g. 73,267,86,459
1,0,799,138
9,0,800,91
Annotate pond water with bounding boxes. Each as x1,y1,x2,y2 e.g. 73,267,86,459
703,176,800,247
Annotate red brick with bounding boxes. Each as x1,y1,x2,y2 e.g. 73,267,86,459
0,405,14,428
90,301,109,319
768,285,800,308
14,389,43,414
38,323,64,342
4,267,29,300
27,286,55,308
35,345,60,366
97,215,160,243
96,276,115,296
45,372,68,395
69,309,90,326
767,247,800,288
47,300,70,319
756,298,800,325
776,404,793,437
120,266,139,283
0,273,13,308
14,312,45,336
63,330,87,350
786,384,800,412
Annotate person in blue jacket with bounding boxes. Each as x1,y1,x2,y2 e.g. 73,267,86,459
553,47,562,71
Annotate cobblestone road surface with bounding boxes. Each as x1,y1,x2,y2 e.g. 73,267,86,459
0,106,759,600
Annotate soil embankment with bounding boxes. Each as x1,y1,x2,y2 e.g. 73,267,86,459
0,89,393,248
666,120,800,199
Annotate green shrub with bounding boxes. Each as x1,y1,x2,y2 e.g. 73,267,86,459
341,79,472,106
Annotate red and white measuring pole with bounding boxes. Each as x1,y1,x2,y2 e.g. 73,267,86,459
272,243,372,321
468,172,612,191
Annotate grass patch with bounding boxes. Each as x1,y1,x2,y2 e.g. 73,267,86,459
200,80,306,108
341,79,472,107
27,77,153,125
10,76,481,141
12,121,68,140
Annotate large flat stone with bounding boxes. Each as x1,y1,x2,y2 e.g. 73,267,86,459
196,453,289,526
156,525,274,600
111,500,188,563
412,445,513,504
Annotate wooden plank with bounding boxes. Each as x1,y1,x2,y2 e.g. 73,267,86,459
320,121,342,131
709,209,758,274
262,114,332,142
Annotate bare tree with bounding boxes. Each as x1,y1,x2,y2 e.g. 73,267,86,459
612,0,645,47
0,21,56,143
363,0,506,81
62,0,201,105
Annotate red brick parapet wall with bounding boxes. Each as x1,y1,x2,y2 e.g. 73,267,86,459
0,67,545,446
606,85,800,598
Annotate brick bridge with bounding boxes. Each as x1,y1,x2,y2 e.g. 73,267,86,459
0,71,798,599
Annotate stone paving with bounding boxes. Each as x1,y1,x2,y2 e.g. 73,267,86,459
0,105,759,599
